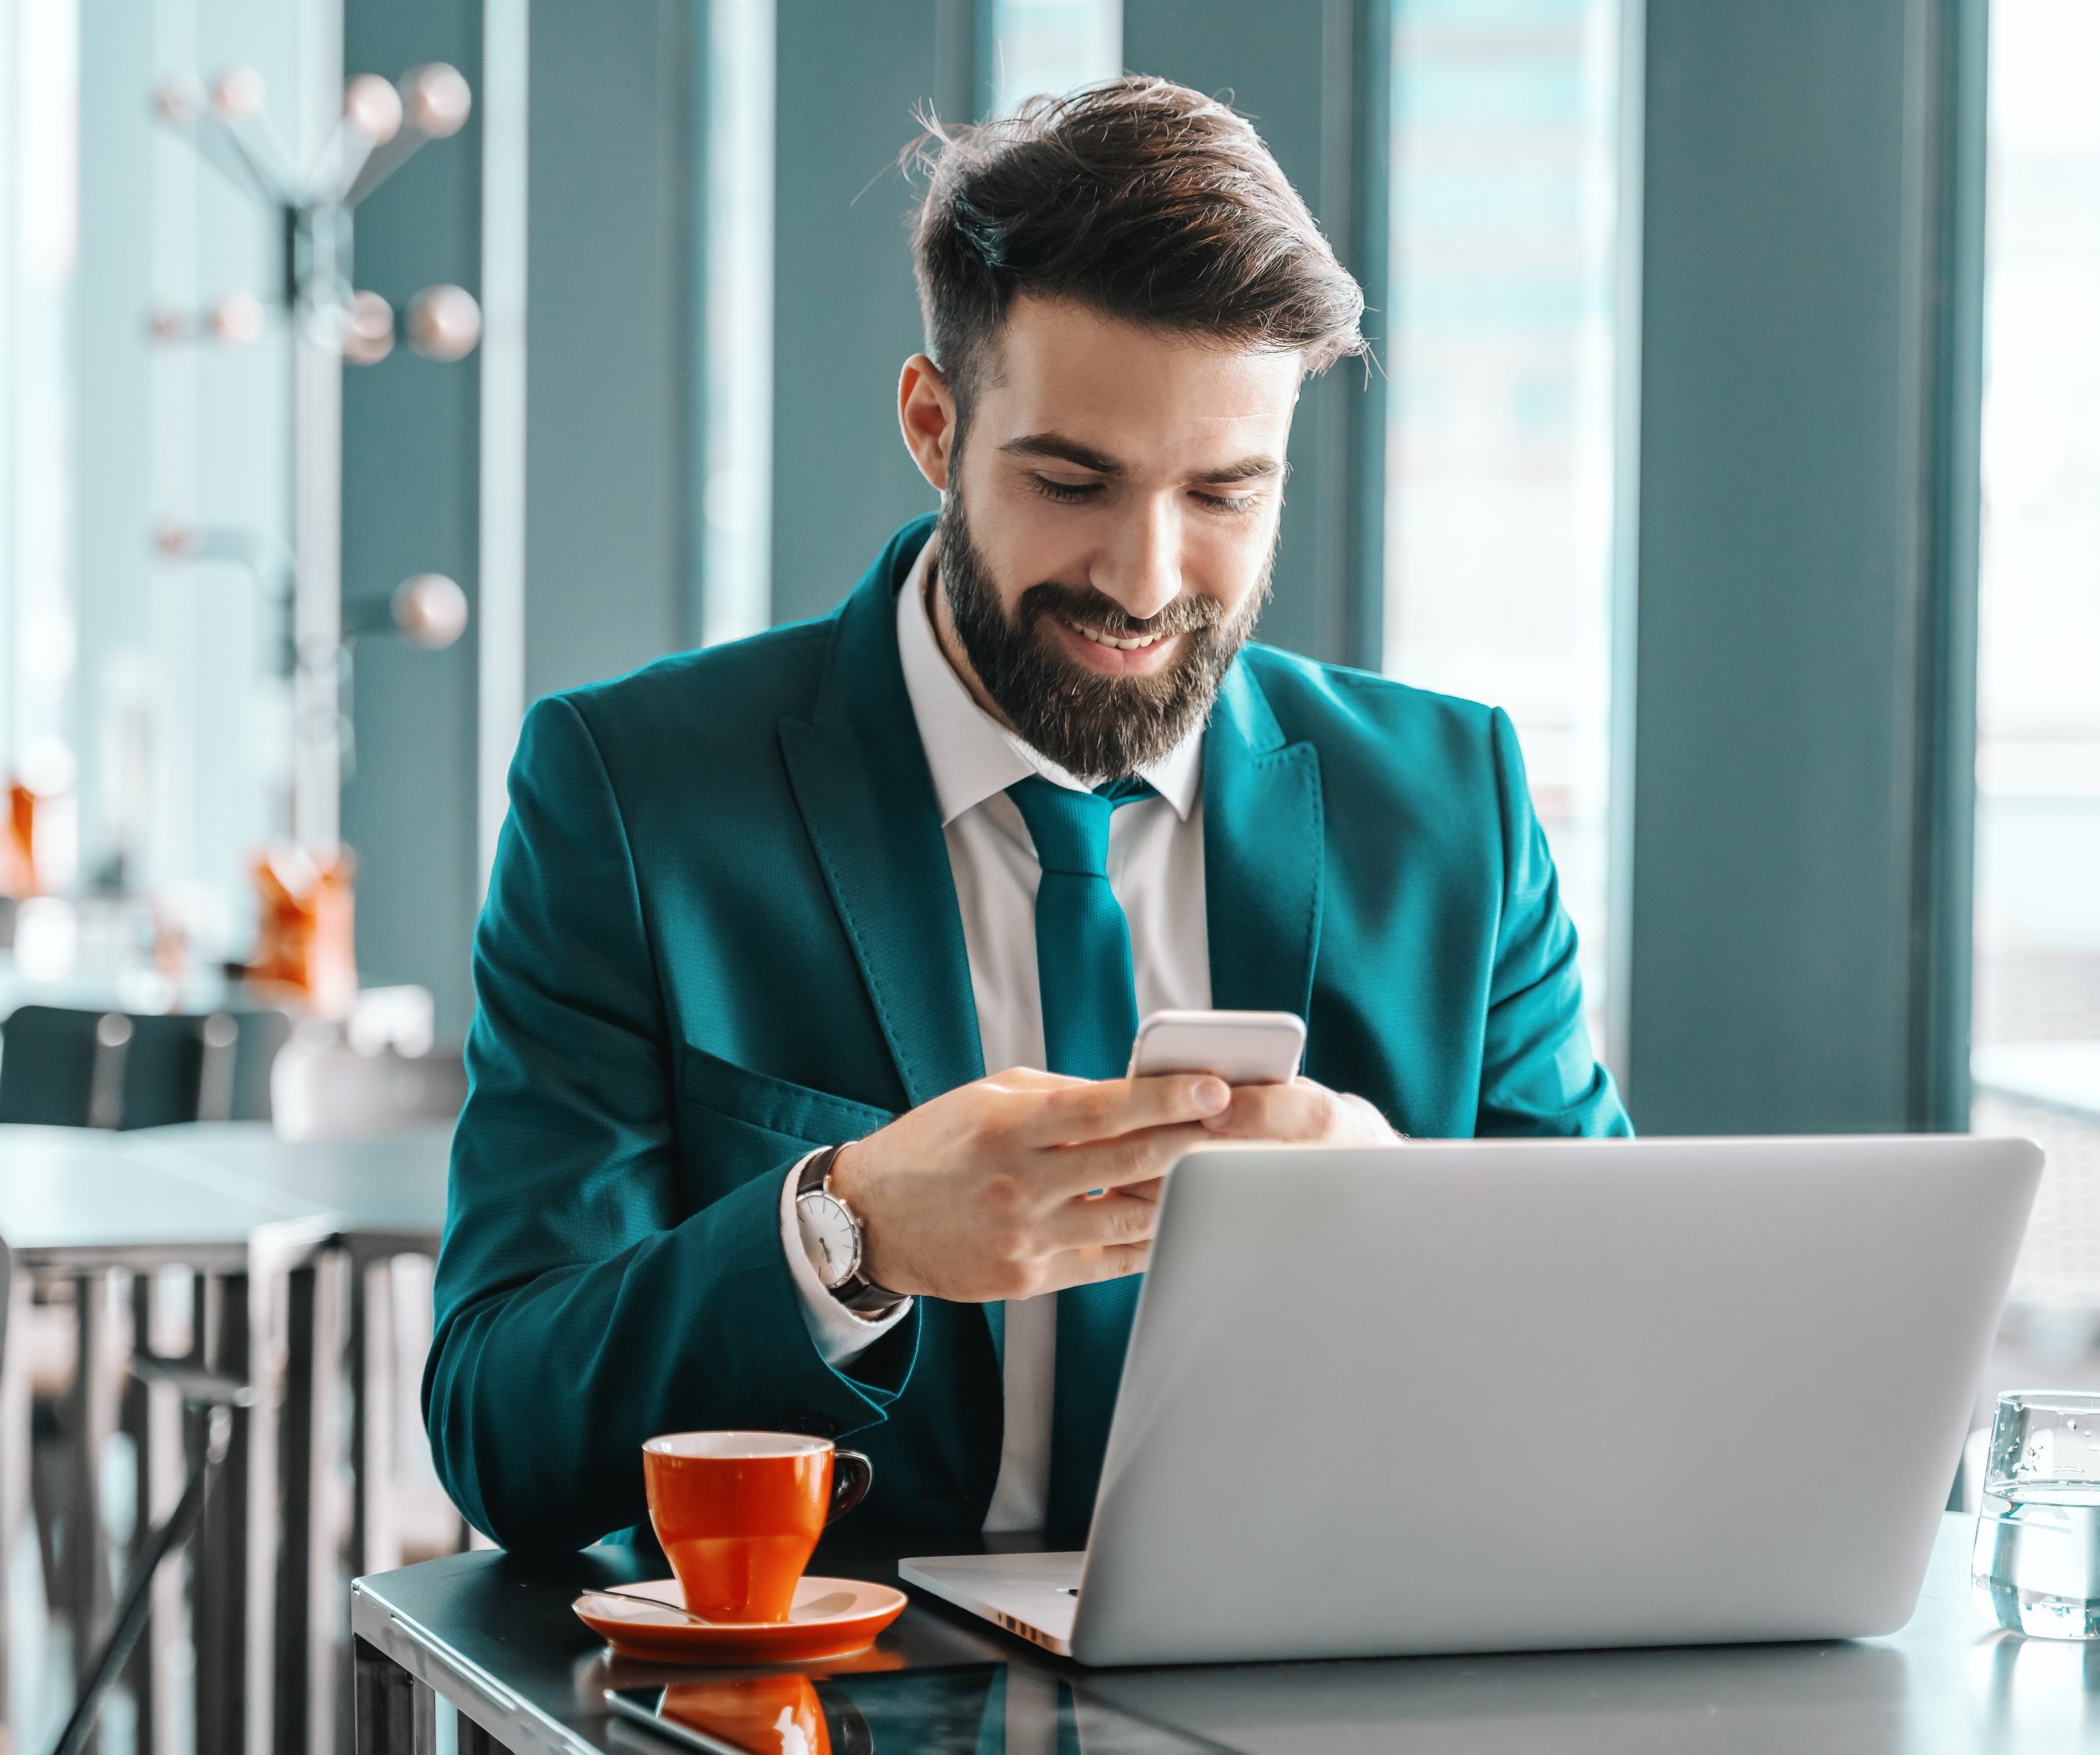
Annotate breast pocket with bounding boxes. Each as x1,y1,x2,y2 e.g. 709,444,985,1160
675,1044,898,1198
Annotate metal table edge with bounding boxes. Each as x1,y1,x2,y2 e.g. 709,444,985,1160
351,1578,601,1755
14,1240,256,1273
6,1194,340,1274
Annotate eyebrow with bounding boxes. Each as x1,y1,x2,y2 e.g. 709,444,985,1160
999,431,1284,487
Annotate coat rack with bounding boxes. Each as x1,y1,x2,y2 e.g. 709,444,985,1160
151,61,479,853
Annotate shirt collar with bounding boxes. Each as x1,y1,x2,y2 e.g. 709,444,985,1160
895,536,1205,828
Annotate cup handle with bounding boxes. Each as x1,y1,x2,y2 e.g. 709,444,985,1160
827,1450,873,1525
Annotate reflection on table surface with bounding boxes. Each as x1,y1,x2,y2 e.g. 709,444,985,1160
1085,1641,1912,1755
601,1645,1918,1755
598,1633,2100,1755
609,1663,1234,1754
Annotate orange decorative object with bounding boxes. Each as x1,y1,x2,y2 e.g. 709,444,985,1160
246,846,358,1017
1,782,36,899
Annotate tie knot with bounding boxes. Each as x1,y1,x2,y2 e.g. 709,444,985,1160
1007,775,1153,877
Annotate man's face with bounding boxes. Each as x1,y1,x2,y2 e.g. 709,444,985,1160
901,295,1300,780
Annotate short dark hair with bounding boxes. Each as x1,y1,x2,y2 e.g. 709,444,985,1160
910,77,1366,407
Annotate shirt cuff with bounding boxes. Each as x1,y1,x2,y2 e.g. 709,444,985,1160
780,1151,913,1369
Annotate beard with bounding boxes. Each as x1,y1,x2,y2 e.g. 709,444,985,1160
933,489,1272,783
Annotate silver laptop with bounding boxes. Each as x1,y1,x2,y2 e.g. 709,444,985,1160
901,1135,2041,1666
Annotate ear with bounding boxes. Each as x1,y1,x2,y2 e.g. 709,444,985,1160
898,354,958,492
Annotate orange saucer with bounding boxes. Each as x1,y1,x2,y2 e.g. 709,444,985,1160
573,1575,906,1664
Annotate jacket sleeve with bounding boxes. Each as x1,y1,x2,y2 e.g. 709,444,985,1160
1475,706,1632,1138
423,695,919,1552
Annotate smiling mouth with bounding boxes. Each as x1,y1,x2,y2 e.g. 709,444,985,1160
1059,617,1172,652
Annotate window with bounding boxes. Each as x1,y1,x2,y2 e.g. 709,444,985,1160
0,5,303,997
1380,0,1624,1054
1971,0,2100,1314
985,0,1122,117
0,0,80,901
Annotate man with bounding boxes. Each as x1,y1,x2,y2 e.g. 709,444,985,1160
427,77,1627,1555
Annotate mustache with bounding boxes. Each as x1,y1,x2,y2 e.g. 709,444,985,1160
1014,580,1227,641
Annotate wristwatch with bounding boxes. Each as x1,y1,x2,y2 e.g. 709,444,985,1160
795,1145,907,1319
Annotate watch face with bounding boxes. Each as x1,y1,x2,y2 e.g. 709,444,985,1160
798,1193,860,1289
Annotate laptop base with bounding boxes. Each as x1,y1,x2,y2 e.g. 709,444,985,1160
898,1551,1082,1656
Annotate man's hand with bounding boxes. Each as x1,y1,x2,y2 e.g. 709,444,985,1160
1197,1075,1400,1148
826,1067,1229,1303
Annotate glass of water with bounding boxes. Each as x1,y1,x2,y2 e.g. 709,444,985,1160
1974,1390,2100,1637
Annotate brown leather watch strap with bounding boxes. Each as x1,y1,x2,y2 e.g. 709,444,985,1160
798,1145,906,1318
797,1143,845,1201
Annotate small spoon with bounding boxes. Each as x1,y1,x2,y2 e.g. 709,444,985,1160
584,1585,718,1626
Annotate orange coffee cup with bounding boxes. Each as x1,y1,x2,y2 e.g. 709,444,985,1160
642,1431,873,1622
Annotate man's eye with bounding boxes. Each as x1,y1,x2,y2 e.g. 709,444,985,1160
1193,491,1259,514
1032,476,1101,504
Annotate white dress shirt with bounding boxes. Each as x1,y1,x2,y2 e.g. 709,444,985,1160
778,535,1210,1532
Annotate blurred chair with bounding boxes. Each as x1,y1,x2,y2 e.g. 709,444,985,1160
270,1026,466,1140
0,1006,107,1127
0,1004,293,1129
51,1358,244,1755
197,1008,294,1123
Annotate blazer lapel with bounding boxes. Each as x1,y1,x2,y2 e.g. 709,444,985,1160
779,517,986,1110
1203,658,1325,1022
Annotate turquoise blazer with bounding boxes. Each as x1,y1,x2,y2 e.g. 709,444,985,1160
426,515,1629,1552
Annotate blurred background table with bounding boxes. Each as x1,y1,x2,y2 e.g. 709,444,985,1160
0,1125,337,1755
0,1119,458,1754
134,1122,456,1564
134,1122,449,1255
132,1122,458,1755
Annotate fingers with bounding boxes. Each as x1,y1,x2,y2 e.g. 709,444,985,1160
1015,1074,1230,1150
1335,1091,1400,1143
1039,1121,1218,1196
1043,1241,1151,1289
1200,1078,1398,1145
1197,1080,1333,1140
981,1065,1087,1095
1039,1189,1161,1251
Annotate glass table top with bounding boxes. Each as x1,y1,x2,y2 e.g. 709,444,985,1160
354,1515,2100,1754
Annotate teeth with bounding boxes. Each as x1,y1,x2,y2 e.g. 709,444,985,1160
1066,620,1165,652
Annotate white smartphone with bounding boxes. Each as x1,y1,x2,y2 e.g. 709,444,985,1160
1126,1009,1306,1085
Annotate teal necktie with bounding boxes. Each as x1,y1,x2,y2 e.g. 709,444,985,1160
1006,773,1156,1537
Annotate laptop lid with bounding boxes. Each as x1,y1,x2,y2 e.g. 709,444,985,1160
1069,1135,2039,1666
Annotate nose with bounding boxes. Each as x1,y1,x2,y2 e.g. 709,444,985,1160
1094,494,1182,622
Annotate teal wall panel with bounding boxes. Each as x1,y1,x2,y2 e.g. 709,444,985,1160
340,0,484,1039
1621,0,1983,1133
344,0,712,1040
768,0,945,625
521,0,697,698
1906,0,1988,1138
